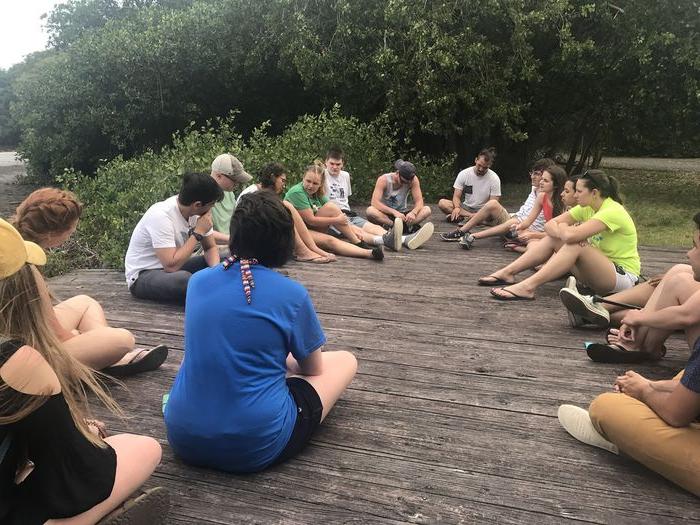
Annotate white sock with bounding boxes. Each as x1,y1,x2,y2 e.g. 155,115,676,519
372,235,384,245
401,235,408,242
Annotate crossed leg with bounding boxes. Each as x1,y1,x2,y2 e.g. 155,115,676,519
55,295,138,370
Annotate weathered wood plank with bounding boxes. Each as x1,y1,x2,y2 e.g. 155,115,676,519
46,235,697,524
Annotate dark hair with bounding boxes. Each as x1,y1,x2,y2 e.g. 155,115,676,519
542,165,567,217
228,191,293,267
531,158,555,173
476,147,496,164
579,170,623,204
259,162,287,190
566,174,580,186
694,212,700,230
178,172,224,206
326,146,344,161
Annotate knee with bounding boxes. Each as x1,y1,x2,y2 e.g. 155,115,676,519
340,350,358,376
76,294,101,309
437,199,452,211
114,328,136,350
589,392,627,435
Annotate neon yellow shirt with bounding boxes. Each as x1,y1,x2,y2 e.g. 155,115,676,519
569,198,640,275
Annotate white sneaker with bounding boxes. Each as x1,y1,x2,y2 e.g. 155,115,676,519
404,222,434,250
559,284,610,328
557,405,618,454
382,218,403,251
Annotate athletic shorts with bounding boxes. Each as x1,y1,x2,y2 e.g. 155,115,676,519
611,263,639,293
340,209,368,227
272,377,323,466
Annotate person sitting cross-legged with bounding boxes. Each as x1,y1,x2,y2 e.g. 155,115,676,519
484,170,640,301
437,148,506,233
557,229,700,495
365,159,434,248
164,191,357,473
124,172,224,305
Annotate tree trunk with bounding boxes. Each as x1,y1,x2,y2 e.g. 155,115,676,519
565,128,584,174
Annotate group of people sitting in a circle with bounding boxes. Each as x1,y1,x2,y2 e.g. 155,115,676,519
1,147,699,524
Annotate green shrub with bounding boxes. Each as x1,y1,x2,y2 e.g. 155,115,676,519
66,107,453,271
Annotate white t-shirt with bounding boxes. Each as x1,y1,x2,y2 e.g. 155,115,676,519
324,170,352,211
238,184,260,198
453,167,501,210
514,186,545,230
124,195,213,286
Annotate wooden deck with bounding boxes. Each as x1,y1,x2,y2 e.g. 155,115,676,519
49,225,699,524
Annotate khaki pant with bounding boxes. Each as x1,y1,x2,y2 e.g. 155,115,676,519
589,371,700,497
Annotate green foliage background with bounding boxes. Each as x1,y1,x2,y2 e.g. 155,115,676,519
1,0,697,183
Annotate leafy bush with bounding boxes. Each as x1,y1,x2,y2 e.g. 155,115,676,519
66,108,454,270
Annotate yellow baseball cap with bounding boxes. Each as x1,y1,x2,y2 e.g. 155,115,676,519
0,218,46,278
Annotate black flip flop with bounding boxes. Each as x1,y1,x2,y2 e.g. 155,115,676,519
478,275,515,286
585,343,660,364
490,287,535,301
102,345,168,378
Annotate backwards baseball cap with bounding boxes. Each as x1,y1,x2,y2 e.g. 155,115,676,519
0,218,46,279
211,154,253,184
394,159,416,181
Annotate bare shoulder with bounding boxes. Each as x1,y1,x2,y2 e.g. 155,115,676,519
0,345,61,396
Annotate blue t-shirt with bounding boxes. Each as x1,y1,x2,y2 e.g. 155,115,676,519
681,338,700,394
164,263,326,473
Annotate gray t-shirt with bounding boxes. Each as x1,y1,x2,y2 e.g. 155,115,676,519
453,167,501,210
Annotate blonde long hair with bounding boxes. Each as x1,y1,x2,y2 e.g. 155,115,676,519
0,265,120,447
304,161,327,198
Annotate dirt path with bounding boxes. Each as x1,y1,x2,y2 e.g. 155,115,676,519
0,152,33,218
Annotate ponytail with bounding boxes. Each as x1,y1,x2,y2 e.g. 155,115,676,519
580,170,623,204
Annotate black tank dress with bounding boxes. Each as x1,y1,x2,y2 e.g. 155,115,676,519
0,339,117,524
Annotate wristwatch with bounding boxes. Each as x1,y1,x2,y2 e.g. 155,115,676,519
188,227,204,242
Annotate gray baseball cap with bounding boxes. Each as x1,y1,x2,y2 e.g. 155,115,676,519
211,153,253,183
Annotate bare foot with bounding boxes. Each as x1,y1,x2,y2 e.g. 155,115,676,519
295,254,331,264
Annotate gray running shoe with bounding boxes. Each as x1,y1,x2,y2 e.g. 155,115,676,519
440,229,463,241
382,217,403,251
404,222,434,250
559,281,610,328
459,233,475,250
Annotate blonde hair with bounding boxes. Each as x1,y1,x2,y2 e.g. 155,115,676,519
12,188,83,248
303,161,327,198
0,265,120,447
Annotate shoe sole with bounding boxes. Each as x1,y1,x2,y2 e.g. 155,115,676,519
392,217,403,252
557,405,618,454
559,288,609,328
564,275,576,291
99,487,170,525
406,223,434,249
439,235,462,242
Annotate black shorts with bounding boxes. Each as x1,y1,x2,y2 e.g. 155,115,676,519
272,377,323,465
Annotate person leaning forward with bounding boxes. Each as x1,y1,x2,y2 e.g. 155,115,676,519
124,172,224,305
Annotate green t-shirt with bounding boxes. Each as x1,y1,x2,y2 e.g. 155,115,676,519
211,191,237,234
569,198,641,275
284,183,329,214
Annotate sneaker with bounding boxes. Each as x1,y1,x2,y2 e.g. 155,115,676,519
382,218,403,251
439,229,463,242
371,246,384,261
98,486,170,524
356,240,372,250
459,233,475,250
557,405,618,454
503,229,519,241
559,285,610,328
404,222,434,250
